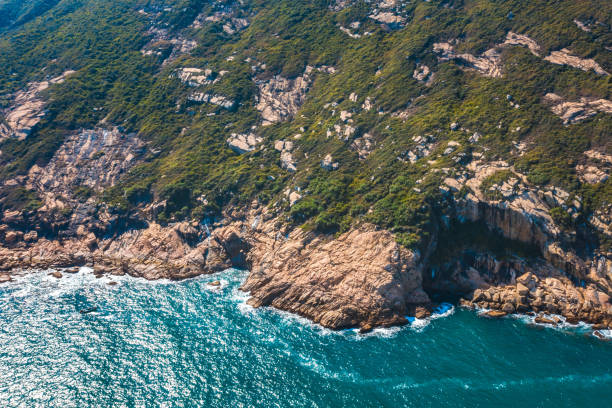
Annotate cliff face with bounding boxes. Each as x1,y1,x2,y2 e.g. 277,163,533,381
243,223,428,331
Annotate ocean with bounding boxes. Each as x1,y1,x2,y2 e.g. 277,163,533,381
1,268,611,407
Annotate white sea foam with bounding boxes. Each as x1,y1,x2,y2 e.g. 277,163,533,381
474,306,597,336
594,329,612,340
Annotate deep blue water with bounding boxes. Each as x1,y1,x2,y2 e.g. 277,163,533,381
1,268,611,407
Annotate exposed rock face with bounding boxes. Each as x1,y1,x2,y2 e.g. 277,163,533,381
190,0,250,34
435,32,610,80
433,42,502,78
502,32,541,56
93,222,233,280
413,64,431,82
544,48,609,76
227,133,262,154
140,27,197,63
174,67,226,87
462,270,612,328
243,223,428,331
255,68,314,125
0,71,75,141
577,150,612,185
0,220,235,280
188,92,235,109
457,161,563,245
577,165,609,184
255,66,334,125
321,154,339,170
27,127,145,195
591,205,612,237
544,93,612,124
574,19,591,32
0,205,433,331
274,140,296,171
369,11,405,27
351,133,375,159
400,134,436,163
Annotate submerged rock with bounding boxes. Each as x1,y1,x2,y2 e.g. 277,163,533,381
483,310,507,318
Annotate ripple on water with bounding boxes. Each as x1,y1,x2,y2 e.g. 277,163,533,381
0,269,611,408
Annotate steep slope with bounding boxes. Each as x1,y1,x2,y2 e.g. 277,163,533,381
0,0,610,332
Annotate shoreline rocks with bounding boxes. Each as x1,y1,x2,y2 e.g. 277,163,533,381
0,202,610,333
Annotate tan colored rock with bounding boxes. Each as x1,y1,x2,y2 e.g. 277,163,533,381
484,310,507,318
544,93,612,125
534,315,557,325
434,42,502,78
256,66,320,125
227,133,262,154
544,49,609,75
502,32,541,56
501,303,515,313
516,282,530,296
0,71,75,141
242,224,428,330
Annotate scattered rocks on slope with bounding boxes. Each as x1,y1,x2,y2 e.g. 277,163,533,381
321,154,339,170
174,67,226,87
413,64,431,82
188,93,235,109
400,135,436,163
351,133,375,159
274,140,297,172
140,27,197,63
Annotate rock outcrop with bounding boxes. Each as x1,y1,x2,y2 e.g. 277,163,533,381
274,140,297,172
243,223,429,331
27,127,145,195
255,66,334,125
0,71,75,141
544,48,609,76
544,93,612,124
461,269,612,329
227,133,262,154
434,42,502,78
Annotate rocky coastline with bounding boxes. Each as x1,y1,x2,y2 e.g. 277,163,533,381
0,197,610,336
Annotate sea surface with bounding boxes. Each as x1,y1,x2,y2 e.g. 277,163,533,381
0,268,611,408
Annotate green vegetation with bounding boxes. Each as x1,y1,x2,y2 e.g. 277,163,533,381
0,0,610,250
480,170,514,201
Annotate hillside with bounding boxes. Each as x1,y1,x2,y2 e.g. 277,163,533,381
0,0,611,331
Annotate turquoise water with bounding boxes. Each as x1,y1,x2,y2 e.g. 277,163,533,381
1,268,611,407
